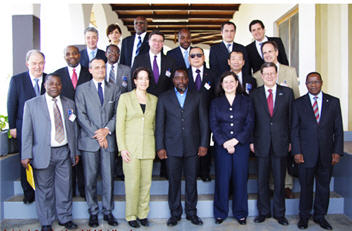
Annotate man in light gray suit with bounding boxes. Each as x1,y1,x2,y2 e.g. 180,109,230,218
21,74,79,231
75,58,119,227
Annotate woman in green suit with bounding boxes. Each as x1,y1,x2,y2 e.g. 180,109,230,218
116,67,158,228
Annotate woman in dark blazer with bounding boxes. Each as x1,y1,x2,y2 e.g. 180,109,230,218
209,71,254,225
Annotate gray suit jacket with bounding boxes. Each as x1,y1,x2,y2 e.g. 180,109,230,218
106,63,132,99
21,95,79,169
75,80,118,152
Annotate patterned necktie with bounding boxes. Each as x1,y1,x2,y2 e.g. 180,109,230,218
153,55,160,84
52,98,65,143
227,43,232,53
195,69,201,90
184,50,190,69
267,89,273,117
34,78,40,96
109,65,115,83
135,35,142,56
313,96,319,123
72,68,78,89
89,50,95,61
98,82,104,105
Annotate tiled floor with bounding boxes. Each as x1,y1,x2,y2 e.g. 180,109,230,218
1,215,352,231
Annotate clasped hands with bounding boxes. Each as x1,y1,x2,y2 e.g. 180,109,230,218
223,138,239,154
93,128,109,149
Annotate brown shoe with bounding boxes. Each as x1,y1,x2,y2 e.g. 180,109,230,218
285,188,294,199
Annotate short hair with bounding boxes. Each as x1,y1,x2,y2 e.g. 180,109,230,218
178,28,190,37
228,50,244,60
148,30,165,41
84,27,99,36
44,73,61,84
261,40,278,53
173,69,188,79
190,46,204,54
249,19,265,32
215,71,244,96
132,67,152,81
63,45,79,55
88,57,106,68
221,21,237,31
306,72,322,82
26,49,45,62
106,24,122,37
260,62,277,74
106,44,120,53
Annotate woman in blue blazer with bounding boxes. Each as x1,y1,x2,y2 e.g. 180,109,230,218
209,71,254,225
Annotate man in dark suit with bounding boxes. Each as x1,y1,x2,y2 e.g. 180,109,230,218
80,27,107,68
21,74,79,231
54,45,92,199
167,28,192,70
246,19,288,74
120,16,150,67
187,47,215,182
250,62,294,226
291,72,343,230
210,21,250,81
7,49,47,204
75,58,119,227
228,50,257,94
156,69,209,226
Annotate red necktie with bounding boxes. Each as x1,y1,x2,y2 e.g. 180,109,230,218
72,68,78,89
267,89,273,117
313,96,319,123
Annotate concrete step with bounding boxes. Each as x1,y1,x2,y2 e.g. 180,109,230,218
3,192,344,219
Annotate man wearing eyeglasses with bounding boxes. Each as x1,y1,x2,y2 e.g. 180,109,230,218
187,47,216,182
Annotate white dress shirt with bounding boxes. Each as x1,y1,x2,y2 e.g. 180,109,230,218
308,91,323,122
92,79,105,95
67,64,81,81
236,71,243,86
264,84,277,108
223,41,233,52
131,32,147,66
29,73,43,92
86,47,98,60
255,36,268,58
191,66,204,83
106,63,118,82
149,51,161,75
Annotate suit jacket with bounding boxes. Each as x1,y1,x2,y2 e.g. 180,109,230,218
79,48,107,68
75,80,118,152
246,37,289,74
106,63,132,99
120,33,150,67
116,90,158,159
132,52,176,96
291,93,344,168
253,63,300,99
167,46,189,70
250,85,294,157
155,89,209,157
187,67,216,106
241,74,257,94
7,71,46,141
209,42,250,80
21,95,79,169
53,66,92,100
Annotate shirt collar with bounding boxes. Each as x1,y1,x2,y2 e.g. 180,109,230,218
256,36,268,45
308,91,323,101
136,31,147,41
45,92,61,102
174,87,188,95
29,72,43,81
264,84,277,93
87,47,97,54
192,65,204,74
67,64,81,73
149,51,161,58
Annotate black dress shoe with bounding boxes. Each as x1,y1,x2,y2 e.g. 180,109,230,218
275,216,289,226
103,213,118,226
138,218,149,226
215,218,224,224
313,217,332,230
58,221,78,229
238,217,247,225
298,218,309,229
201,175,211,182
254,214,271,223
186,215,203,225
88,214,99,227
167,216,180,226
41,225,52,231
128,220,140,228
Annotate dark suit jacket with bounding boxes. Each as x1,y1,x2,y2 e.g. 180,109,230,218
246,37,289,74
120,33,150,67
132,52,176,96
156,89,209,157
7,71,46,141
167,46,189,70
53,66,92,100
241,74,257,94
79,48,107,68
209,42,249,80
291,93,344,168
250,85,294,157
187,67,216,106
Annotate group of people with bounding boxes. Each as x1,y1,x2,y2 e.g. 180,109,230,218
7,16,344,231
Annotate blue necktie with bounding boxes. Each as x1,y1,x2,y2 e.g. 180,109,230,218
98,82,104,105
135,35,142,56
34,78,40,96
184,50,190,69
227,43,232,53
89,50,95,61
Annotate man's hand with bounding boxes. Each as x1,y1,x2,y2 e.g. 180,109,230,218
21,158,30,169
331,153,340,165
288,143,292,152
121,150,131,163
93,128,110,141
98,138,108,149
250,143,255,153
157,149,168,160
294,154,304,164
73,155,80,166
10,129,17,139
227,146,235,154
198,146,208,157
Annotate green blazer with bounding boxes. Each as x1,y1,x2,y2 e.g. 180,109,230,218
116,90,158,159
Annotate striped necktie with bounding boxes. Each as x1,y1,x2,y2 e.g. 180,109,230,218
52,98,65,143
313,96,319,123
34,78,40,96
109,65,115,83
135,35,142,56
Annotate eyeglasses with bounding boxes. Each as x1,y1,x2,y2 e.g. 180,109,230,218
306,80,322,85
190,53,203,58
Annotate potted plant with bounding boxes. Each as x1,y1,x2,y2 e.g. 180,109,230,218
0,115,9,156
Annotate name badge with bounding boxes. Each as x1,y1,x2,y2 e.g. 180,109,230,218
281,80,288,87
122,76,128,88
68,109,76,122
204,82,211,90
165,69,171,78
245,83,252,94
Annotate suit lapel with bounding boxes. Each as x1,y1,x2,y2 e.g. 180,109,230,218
319,93,329,125
40,95,51,122
24,72,37,97
177,48,187,67
302,94,317,123
188,69,196,89
259,86,270,116
61,97,71,135
64,67,75,90
103,81,112,107
183,89,192,110
273,85,283,116
160,54,166,79
131,90,144,115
